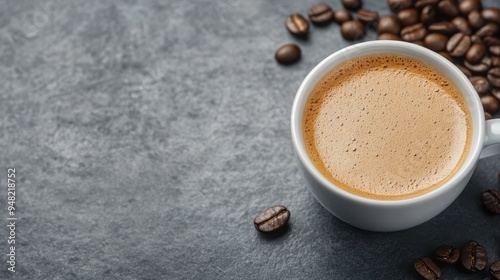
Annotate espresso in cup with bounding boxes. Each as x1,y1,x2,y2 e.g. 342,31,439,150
303,54,472,200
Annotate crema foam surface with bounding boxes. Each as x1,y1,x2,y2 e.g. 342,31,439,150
303,54,471,200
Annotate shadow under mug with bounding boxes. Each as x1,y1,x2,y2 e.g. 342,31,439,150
291,41,500,232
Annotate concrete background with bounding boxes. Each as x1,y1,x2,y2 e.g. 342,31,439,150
0,0,499,279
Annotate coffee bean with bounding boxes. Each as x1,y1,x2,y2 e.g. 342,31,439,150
491,260,500,280
428,22,458,35
397,9,420,27
492,56,500,67
254,205,290,232
439,51,453,62
469,76,490,96
438,0,460,19
490,46,500,57
388,0,414,13
378,33,401,40
308,3,333,25
377,16,401,34
342,0,362,11
401,23,427,42
481,95,500,114
357,9,379,25
415,0,438,10
457,65,472,77
461,240,488,272
466,43,486,64
476,23,499,38
447,32,471,57
452,17,472,35
493,88,500,100
285,14,309,36
275,44,301,65
468,11,485,30
482,8,500,24
413,40,426,47
485,36,500,47
424,33,448,52
485,112,493,120
482,189,500,214
435,244,460,265
414,257,441,280
333,9,353,24
465,55,492,74
470,34,483,44
488,67,500,88
459,0,482,15
341,20,366,40
421,5,436,26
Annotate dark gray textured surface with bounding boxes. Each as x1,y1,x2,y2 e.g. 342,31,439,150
0,0,499,279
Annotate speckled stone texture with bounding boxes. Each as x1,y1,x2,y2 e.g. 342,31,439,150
0,0,499,279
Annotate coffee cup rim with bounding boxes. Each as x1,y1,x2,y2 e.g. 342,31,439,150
291,40,484,206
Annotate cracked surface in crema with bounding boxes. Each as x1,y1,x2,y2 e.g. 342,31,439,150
303,54,472,200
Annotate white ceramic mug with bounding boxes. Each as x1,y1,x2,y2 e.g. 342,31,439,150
291,41,500,232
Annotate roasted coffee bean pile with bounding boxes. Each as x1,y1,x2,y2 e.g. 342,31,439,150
414,240,500,279
275,0,500,118
412,187,500,279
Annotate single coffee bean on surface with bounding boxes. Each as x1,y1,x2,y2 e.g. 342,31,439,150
491,260,500,280
466,43,486,64
459,0,482,15
435,244,460,265
488,67,500,88
414,257,441,280
342,0,362,11
397,9,420,27
357,9,379,25
428,22,458,35
401,23,427,42
452,17,472,35
308,3,333,25
447,32,471,57
388,0,414,13
377,16,401,34
377,33,401,40
333,9,353,24
485,112,493,120
482,8,500,24
254,205,290,232
490,46,500,57
275,44,301,65
457,65,472,77
468,10,485,30
438,0,460,19
415,0,438,10
424,33,448,52
421,5,437,26
341,20,366,40
469,76,490,96
465,55,492,74
482,189,500,214
481,95,500,114
461,240,488,272
285,14,309,36
476,23,499,38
